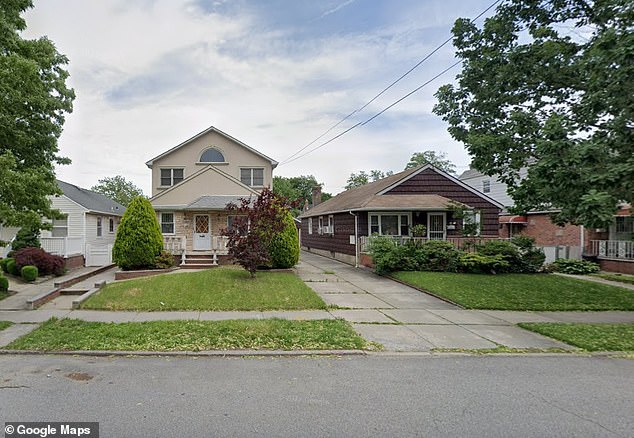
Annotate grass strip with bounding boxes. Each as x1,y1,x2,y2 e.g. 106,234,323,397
6,318,368,351
0,321,13,332
391,272,634,311
518,323,634,352
591,273,634,286
83,268,326,311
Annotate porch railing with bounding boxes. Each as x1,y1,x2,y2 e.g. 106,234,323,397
359,235,502,253
40,237,84,257
588,240,634,261
163,236,187,254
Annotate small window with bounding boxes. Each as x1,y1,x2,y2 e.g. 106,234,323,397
615,216,634,233
161,213,175,234
161,168,184,187
240,168,265,187
318,216,323,235
308,218,313,235
370,215,379,235
400,215,409,236
200,148,225,163
52,215,68,237
109,217,115,233
227,215,247,234
327,215,334,235
482,179,491,194
97,217,102,237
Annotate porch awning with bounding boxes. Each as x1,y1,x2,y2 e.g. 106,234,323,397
499,215,528,224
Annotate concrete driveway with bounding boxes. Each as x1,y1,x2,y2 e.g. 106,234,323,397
298,251,577,352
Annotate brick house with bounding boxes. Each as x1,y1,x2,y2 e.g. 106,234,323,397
299,165,503,266
460,167,633,272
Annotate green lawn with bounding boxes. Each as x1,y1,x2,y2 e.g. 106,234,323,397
0,291,8,301
519,323,634,351
0,321,13,332
6,318,368,351
391,272,634,311
591,273,634,286
82,268,326,311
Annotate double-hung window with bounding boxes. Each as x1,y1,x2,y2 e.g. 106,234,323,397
97,217,103,237
109,217,115,234
308,218,313,235
327,215,334,235
160,168,184,187
482,179,491,194
160,213,175,234
240,168,264,187
52,215,68,237
318,216,323,235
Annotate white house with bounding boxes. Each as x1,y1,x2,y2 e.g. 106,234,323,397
39,180,126,266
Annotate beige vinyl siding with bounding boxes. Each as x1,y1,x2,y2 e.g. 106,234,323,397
150,129,273,197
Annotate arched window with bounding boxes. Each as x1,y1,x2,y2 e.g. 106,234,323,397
199,148,225,163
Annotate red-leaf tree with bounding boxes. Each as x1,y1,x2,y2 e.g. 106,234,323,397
223,188,289,277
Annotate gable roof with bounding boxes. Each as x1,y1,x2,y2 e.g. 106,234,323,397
149,164,259,206
299,164,504,218
56,180,126,216
145,125,278,168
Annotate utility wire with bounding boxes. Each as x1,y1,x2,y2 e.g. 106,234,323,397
279,0,502,166
282,60,463,166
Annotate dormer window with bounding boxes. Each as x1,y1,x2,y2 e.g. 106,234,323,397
199,148,225,163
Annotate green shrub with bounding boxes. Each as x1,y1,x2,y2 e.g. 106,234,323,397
549,259,600,275
418,240,462,272
6,259,19,276
0,275,8,292
0,257,13,274
268,211,300,269
368,236,402,275
154,251,176,269
459,253,510,274
477,239,545,273
113,197,163,270
20,265,38,282
11,225,41,252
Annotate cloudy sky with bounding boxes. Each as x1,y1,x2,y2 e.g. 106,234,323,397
23,0,497,196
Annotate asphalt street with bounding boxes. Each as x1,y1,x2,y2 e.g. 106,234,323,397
0,354,632,437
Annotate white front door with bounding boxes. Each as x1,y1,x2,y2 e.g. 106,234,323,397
428,213,446,240
193,215,211,250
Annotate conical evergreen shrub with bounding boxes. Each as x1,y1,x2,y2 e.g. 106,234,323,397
113,196,163,270
268,210,300,269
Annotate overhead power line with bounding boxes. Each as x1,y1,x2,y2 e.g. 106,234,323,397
278,0,502,166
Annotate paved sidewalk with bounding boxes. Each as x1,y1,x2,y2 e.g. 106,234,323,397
1,253,633,352
297,251,634,352
0,266,117,310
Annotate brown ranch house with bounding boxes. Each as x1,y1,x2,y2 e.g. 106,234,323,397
299,164,504,267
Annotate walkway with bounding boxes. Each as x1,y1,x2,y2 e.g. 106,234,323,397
296,251,634,352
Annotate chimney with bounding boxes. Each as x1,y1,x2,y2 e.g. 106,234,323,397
311,186,322,207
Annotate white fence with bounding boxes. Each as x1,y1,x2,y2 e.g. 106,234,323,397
358,235,502,253
40,237,84,257
590,240,634,261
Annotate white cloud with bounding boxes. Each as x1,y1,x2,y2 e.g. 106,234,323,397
21,0,488,196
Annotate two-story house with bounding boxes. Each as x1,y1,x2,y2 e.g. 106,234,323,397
146,126,277,267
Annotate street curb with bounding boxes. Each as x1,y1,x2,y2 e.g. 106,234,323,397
0,349,367,358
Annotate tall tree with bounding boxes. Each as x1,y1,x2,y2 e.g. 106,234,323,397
272,175,332,207
345,170,394,190
434,0,633,228
91,175,145,207
0,0,75,234
405,151,456,174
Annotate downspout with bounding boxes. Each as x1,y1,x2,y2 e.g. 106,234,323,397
349,211,358,268
580,225,585,259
